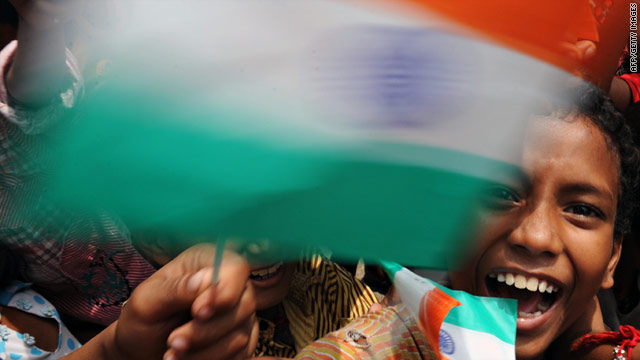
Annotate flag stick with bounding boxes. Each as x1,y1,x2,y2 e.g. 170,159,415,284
212,238,226,285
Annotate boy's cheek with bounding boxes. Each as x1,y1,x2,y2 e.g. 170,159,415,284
448,270,475,294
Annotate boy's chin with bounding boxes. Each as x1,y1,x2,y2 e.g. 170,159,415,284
515,331,557,360
252,263,296,310
255,293,288,311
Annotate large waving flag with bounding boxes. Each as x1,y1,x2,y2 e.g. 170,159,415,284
37,0,577,268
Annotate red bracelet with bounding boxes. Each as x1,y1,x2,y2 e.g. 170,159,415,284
572,325,640,360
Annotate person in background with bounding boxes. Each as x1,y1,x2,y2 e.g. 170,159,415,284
1,2,379,356
0,0,158,340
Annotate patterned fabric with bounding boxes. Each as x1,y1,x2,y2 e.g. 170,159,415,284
590,0,614,26
572,0,615,43
0,41,157,325
619,74,640,104
295,304,438,360
0,282,80,359
254,255,379,357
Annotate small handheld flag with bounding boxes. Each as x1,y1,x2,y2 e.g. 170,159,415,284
382,261,517,359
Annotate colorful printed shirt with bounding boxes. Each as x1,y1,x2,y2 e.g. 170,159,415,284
619,73,640,104
294,304,437,360
255,255,378,357
0,282,80,359
0,40,157,326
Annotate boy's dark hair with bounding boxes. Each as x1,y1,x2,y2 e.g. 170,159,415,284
559,84,640,236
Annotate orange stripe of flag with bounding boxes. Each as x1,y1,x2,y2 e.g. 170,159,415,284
418,288,461,360
372,0,589,73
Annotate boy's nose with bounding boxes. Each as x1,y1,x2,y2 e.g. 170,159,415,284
507,204,563,257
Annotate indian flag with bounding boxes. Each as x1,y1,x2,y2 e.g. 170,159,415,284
38,0,577,267
383,261,517,359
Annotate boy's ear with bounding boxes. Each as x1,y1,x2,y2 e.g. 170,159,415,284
601,236,623,289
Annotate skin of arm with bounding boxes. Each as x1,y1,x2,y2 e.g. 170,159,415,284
610,76,633,112
5,0,75,106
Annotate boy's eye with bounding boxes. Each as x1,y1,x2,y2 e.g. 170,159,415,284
481,185,520,210
565,204,603,219
484,186,520,202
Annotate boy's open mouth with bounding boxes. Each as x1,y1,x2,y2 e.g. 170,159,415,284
486,271,561,318
249,261,283,281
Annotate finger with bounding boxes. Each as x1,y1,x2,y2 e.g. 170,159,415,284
167,325,255,360
167,243,247,283
136,243,246,321
125,267,208,323
168,286,256,351
190,258,250,320
558,41,581,62
167,315,256,354
247,312,259,358
575,40,597,62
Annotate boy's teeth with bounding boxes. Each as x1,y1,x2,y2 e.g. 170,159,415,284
250,262,283,277
505,273,515,285
537,301,550,312
526,277,539,291
538,280,548,293
489,272,559,294
518,311,543,318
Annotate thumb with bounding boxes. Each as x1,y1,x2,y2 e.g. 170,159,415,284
126,267,210,322
129,245,249,322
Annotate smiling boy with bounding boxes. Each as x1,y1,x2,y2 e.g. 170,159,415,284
294,85,640,360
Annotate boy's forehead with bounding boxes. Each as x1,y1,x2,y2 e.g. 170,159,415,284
524,114,616,163
485,114,619,188
527,113,606,143
524,115,619,197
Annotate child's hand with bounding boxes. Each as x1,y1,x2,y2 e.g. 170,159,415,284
559,33,598,80
112,244,258,360
560,37,597,64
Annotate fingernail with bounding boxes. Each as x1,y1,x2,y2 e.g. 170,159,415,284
169,337,188,351
197,306,213,320
164,352,177,360
187,269,206,294
584,45,596,59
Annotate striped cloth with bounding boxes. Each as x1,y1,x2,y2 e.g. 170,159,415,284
0,40,156,326
295,304,437,360
255,255,378,357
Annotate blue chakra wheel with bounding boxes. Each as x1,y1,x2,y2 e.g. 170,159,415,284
439,329,455,355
